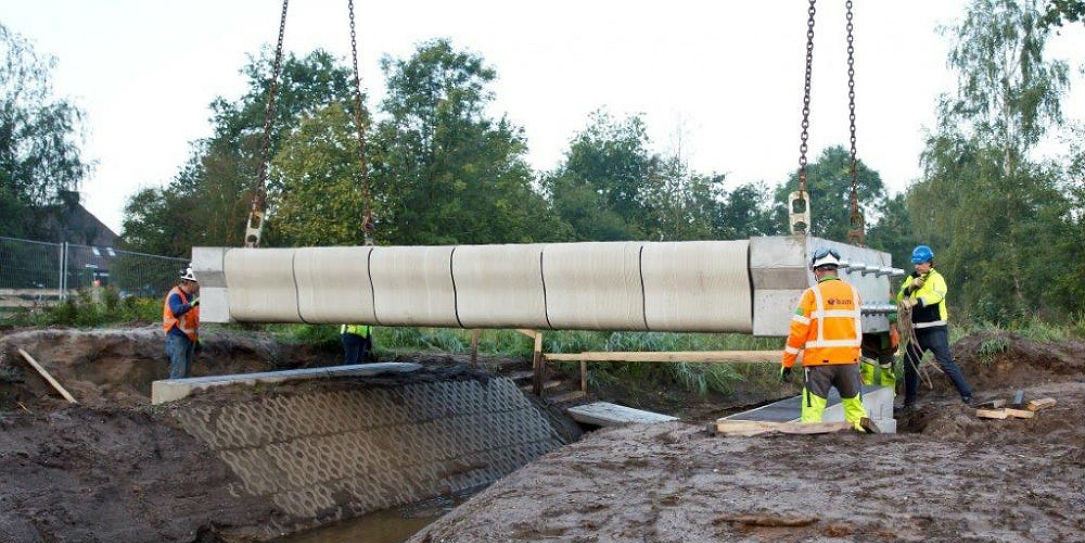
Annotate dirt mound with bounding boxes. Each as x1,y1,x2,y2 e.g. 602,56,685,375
410,413,1085,543
950,331,1084,393
0,327,340,411
0,406,284,543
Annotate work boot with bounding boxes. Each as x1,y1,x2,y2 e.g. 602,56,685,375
858,417,881,434
961,395,973,407
893,403,918,416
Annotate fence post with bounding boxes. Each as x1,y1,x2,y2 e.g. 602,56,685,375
57,242,64,300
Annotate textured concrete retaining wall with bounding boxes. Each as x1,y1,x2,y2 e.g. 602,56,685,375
171,377,560,534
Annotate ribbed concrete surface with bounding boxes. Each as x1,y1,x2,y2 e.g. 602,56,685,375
171,377,560,533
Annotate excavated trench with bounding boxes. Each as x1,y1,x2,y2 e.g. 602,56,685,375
1,327,1082,543
0,327,578,543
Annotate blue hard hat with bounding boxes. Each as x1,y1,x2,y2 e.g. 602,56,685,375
911,245,934,264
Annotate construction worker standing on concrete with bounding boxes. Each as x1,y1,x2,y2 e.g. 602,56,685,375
341,324,373,364
780,248,870,431
163,264,200,379
897,245,973,409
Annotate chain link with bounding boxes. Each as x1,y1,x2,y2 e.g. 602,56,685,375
245,0,290,248
348,0,376,245
845,0,865,246
796,0,817,196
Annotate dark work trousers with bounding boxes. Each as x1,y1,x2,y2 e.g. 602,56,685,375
342,333,372,365
903,326,972,405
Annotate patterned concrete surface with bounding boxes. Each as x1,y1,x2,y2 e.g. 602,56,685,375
171,377,561,534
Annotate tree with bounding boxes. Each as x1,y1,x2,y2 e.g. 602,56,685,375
773,146,886,243
0,23,89,239
371,39,561,245
122,49,359,252
545,111,658,241
909,0,1078,321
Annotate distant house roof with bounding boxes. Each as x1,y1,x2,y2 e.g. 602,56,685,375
41,191,120,247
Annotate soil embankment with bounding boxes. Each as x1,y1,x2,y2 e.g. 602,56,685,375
409,332,1085,543
0,327,1081,542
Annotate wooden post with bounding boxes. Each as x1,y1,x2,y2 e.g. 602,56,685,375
580,360,587,393
17,348,77,404
469,329,481,367
531,331,544,397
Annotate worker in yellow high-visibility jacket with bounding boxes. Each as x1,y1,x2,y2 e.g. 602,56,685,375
341,324,373,364
780,248,870,431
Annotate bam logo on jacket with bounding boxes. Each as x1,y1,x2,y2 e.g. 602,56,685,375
826,298,854,307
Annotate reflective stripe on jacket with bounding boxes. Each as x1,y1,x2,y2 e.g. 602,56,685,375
341,324,372,337
782,277,863,368
897,268,949,328
162,286,199,342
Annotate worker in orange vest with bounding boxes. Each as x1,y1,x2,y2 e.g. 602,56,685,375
163,264,200,379
780,248,873,432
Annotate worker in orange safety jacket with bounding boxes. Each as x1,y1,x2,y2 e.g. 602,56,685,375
163,264,200,379
780,248,872,432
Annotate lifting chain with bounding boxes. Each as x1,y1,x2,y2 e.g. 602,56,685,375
845,0,866,247
348,0,376,245
245,0,289,248
797,0,817,197
788,0,817,236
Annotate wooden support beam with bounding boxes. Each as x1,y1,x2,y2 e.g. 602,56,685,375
1026,398,1056,411
531,331,544,397
469,329,481,367
515,328,537,340
714,420,853,436
579,360,587,393
544,350,784,363
17,348,77,404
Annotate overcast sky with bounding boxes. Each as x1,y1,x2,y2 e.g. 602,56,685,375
3,1,1083,235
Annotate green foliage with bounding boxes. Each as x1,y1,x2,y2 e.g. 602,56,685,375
0,23,89,239
371,39,561,245
121,49,358,253
910,0,1080,322
773,146,887,243
3,289,160,328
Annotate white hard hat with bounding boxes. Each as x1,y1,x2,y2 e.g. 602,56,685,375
180,264,197,282
810,248,842,270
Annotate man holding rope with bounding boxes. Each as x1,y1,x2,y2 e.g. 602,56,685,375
896,245,973,410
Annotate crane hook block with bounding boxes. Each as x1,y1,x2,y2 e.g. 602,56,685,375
788,191,811,235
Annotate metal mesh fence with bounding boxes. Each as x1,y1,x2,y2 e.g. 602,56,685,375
0,236,188,304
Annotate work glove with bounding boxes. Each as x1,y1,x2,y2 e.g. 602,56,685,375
910,275,926,289
901,297,919,310
190,296,200,307
778,366,792,382
889,325,900,350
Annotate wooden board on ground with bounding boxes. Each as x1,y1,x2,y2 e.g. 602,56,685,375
17,348,78,404
546,390,586,404
1027,398,1056,411
976,408,1008,420
1004,408,1035,419
714,419,853,437
567,402,678,427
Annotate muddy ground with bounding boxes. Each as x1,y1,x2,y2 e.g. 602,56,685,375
410,334,1085,543
0,327,1082,543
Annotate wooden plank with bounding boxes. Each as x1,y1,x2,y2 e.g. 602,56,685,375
976,408,1008,420
715,514,819,527
17,348,77,404
520,380,562,391
0,288,66,297
567,402,678,427
714,420,853,436
1004,408,1035,419
1026,398,1056,411
547,390,586,404
544,350,785,363
504,370,534,382
515,328,537,339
